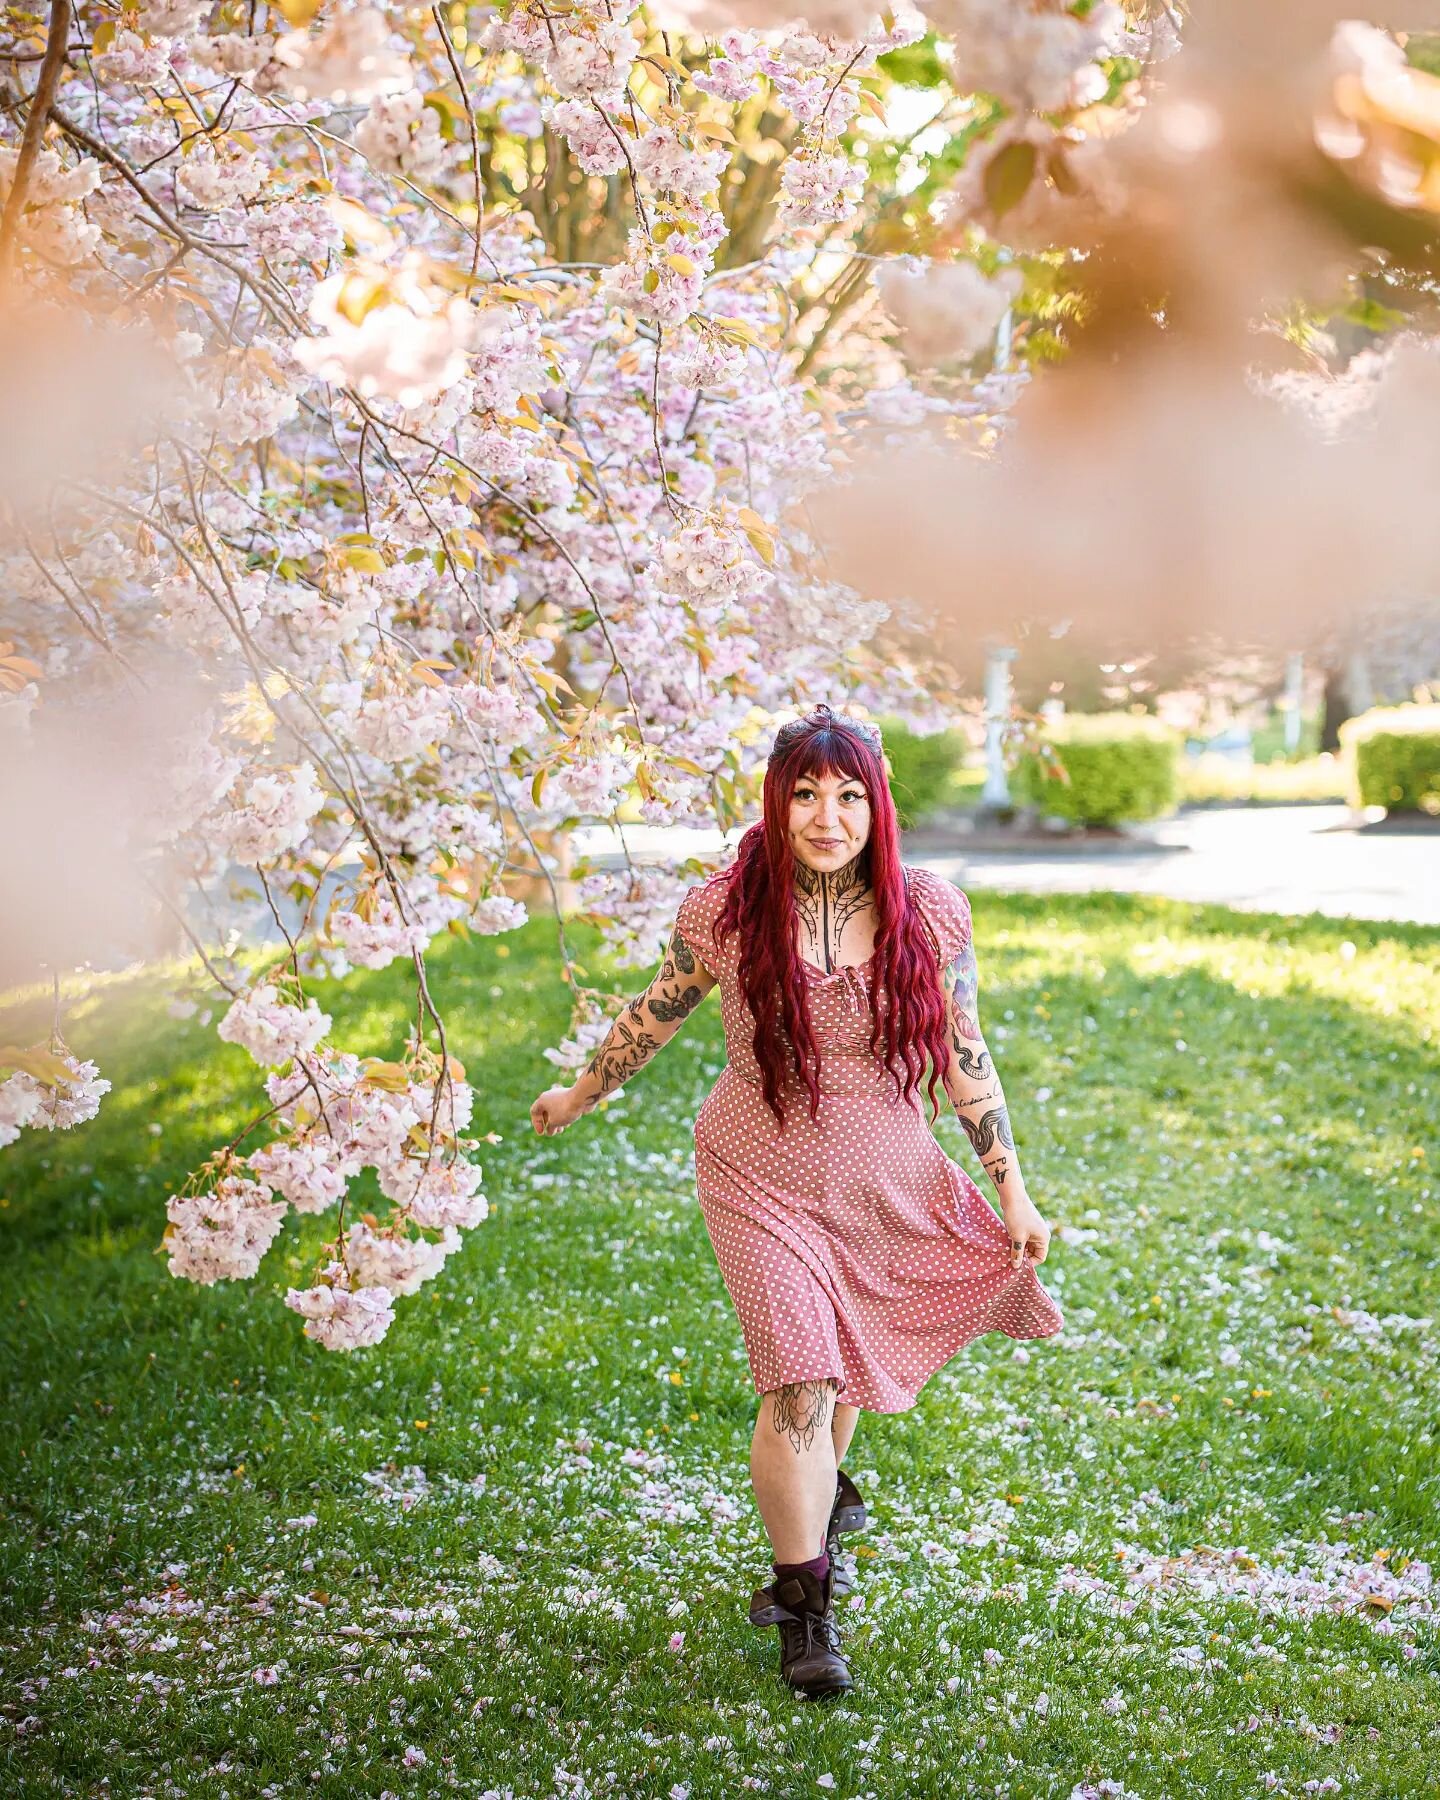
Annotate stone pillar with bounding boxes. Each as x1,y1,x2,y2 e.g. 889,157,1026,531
980,644,1018,813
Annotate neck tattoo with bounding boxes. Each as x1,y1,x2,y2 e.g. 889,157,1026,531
793,852,872,973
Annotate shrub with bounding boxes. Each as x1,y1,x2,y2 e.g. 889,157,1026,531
1180,752,1347,805
1015,713,1180,827
879,716,970,828
1340,703,1440,814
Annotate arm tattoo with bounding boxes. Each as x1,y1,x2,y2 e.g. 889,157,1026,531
579,929,708,1097
953,1044,992,1081
768,1378,835,1455
582,1002,665,1099
960,1104,1014,1158
940,930,1022,1196
645,929,704,1023
943,939,982,1041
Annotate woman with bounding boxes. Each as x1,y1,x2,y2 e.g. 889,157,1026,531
530,704,1062,1700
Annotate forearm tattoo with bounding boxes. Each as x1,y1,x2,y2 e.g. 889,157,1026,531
769,1378,834,1455
794,854,871,973
582,999,665,1099
580,929,704,1097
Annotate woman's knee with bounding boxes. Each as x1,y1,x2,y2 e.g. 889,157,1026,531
758,1378,840,1451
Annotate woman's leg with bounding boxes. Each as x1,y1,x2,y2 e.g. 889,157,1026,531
831,1400,859,1465
750,1379,840,1563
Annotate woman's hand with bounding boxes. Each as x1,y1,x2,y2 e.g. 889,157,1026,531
530,1085,592,1136
1001,1190,1051,1268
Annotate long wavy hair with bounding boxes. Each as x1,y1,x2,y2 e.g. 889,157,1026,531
708,706,952,1130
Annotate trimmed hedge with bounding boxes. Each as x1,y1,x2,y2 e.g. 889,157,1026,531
1339,703,1440,814
1015,713,1181,827
879,716,969,829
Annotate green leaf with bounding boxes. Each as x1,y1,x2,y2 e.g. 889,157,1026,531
1342,296,1408,335
984,140,1037,220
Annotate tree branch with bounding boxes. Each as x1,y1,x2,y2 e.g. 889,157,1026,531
0,0,72,286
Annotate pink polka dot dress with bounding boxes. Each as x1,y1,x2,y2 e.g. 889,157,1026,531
676,864,1064,1414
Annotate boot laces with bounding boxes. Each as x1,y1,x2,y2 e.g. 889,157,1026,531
780,1604,841,1661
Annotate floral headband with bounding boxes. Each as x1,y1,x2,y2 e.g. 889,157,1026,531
768,703,883,760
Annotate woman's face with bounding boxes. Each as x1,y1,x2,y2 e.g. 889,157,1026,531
788,765,872,873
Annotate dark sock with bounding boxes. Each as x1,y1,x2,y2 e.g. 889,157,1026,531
773,1548,830,1583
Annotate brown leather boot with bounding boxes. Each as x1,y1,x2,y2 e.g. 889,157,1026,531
825,1468,868,1597
748,1561,852,1699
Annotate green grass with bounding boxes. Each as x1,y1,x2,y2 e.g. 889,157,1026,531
2,893,1437,1798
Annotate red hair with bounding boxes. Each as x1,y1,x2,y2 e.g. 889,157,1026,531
709,709,952,1131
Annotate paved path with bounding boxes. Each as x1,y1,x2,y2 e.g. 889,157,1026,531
913,805,1438,926
573,806,1438,927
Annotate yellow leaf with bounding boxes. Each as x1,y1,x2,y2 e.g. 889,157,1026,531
275,0,322,23
859,89,887,122
693,122,736,143
343,545,386,573
410,662,445,689
0,1046,74,1086
359,1059,412,1093
665,253,698,277
531,765,548,806
714,318,762,349
743,527,775,566
326,196,395,253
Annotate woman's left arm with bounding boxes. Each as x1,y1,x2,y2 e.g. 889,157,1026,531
940,932,1052,1268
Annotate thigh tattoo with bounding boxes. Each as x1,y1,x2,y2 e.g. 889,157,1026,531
769,1379,835,1454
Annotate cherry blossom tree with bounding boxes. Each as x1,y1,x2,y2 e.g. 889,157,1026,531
0,0,1172,1344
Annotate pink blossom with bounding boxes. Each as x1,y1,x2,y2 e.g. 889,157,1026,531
174,144,265,211
23,1056,112,1131
218,986,332,1067
778,151,864,227
346,1220,461,1295
267,9,414,104
249,1137,353,1213
217,764,326,866
166,1177,288,1285
0,1073,44,1147
470,895,527,935
380,1155,487,1229
877,259,1023,365
353,89,446,180
285,1278,396,1351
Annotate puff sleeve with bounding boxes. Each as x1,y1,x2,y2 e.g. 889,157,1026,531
911,867,973,971
675,880,721,982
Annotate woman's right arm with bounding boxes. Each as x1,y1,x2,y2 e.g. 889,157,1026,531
531,915,718,1135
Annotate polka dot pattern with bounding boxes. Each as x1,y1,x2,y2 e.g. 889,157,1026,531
676,864,1064,1415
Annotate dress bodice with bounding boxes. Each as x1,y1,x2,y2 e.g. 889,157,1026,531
675,865,972,1099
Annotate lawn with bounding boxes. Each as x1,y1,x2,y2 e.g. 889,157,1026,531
1,890,1436,1799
